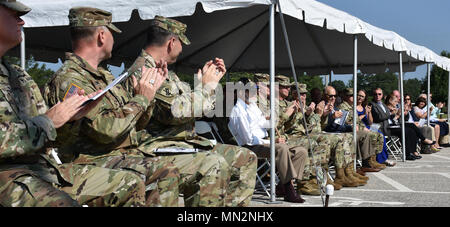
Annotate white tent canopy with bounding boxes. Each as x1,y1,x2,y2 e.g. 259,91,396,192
10,0,450,74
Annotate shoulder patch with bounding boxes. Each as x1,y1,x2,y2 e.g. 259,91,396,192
63,83,81,101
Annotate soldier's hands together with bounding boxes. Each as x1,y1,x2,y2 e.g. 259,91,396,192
315,101,325,115
306,102,316,115
200,58,226,90
133,65,167,102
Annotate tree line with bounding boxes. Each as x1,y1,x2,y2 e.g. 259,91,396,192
5,50,450,110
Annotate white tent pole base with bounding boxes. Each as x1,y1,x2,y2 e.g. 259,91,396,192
266,3,281,204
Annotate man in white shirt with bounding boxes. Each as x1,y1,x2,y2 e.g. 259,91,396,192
229,78,307,203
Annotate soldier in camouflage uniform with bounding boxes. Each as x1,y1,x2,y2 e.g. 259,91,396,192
338,88,386,170
289,83,368,189
121,16,257,207
0,1,147,207
253,74,321,195
45,7,231,207
272,76,362,195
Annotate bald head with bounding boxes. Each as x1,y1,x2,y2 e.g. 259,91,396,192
324,86,336,96
324,86,337,104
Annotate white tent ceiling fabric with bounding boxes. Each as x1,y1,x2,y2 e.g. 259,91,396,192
21,0,274,27
17,0,450,72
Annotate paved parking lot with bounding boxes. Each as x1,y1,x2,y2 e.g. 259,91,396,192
250,148,450,207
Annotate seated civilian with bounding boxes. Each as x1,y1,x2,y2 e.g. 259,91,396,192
228,78,308,203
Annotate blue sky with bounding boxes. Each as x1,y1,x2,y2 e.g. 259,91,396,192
41,0,450,82
316,0,450,83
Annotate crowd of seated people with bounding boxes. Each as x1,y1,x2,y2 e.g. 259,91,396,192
224,77,450,201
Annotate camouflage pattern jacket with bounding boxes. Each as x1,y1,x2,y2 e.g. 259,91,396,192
122,50,215,150
285,106,322,136
276,98,298,140
0,59,74,191
44,53,151,161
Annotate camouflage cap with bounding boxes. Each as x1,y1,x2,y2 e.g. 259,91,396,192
68,7,122,33
253,73,270,84
344,88,354,96
154,15,190,45
238,77,256,88
0,0,31,16
275,75,292,87
292,83,308,93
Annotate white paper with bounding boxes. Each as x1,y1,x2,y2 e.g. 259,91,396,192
82,72,129,106
154,148,198,154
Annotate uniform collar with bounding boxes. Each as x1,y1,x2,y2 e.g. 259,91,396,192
65,52,106,78
140,49,157,67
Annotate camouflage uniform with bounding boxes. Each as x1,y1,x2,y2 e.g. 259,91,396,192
338,100,382,159
44,50,232,206
0,59,146,207
121,17,257,207
43,8,196,207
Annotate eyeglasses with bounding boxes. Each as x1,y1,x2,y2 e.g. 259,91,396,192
375,93,383,96
327,94,337,98
405,98,411,101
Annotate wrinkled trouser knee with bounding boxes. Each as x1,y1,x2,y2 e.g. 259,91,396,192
211,143,257,207
0,172,78,207
170,152,230,207
60,164,147,207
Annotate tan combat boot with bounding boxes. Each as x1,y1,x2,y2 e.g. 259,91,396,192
349,164,369,181
344,164,367,186
323,165,342,190
297,179,321,196
334,167,359,187
369,155,386,170
326,176,342,190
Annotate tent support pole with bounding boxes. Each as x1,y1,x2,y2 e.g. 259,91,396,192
399,52,406,162
329,71,332,85
277,0,324,205
427,63,431,126
268,3,278,204
20,28,25,69
448,70,450,123
353,35,358,170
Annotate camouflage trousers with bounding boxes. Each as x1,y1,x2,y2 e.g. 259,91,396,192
211,143,257,207
74,149,180,207
367,130,384,155
325,132,355,168
287,133,354,180
0,164,146,207
166,151,230,207
357,131,379,160
286,135,329,181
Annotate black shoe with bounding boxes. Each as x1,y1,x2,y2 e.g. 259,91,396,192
413,154,422,159
284,183,305,203
421,140,436,146
406,155,416,160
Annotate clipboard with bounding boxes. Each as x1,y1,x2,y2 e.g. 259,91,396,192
81,72,129,106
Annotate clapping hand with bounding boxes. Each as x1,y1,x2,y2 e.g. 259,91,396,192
306,102,316,115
